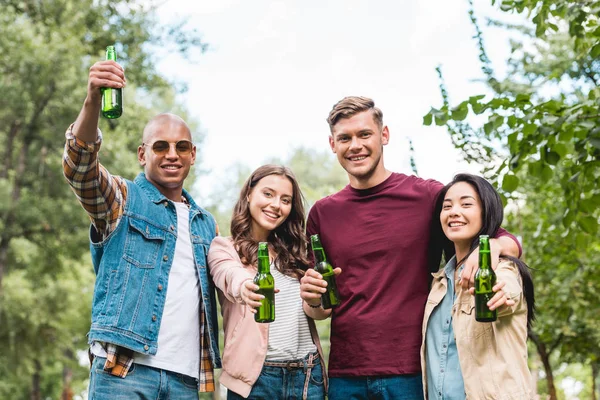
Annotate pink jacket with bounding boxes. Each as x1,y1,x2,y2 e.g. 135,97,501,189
207,236,327,398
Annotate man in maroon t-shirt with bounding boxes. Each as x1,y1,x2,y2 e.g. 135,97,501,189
299,96,521,399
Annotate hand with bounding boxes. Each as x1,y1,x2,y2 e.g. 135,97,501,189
240,280,263,313
240,280,279,314
468,280,515,310
300,267,342,307
460,240,501,290
86,60,126,103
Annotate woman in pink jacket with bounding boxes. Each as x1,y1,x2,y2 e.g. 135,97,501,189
208,164,327,400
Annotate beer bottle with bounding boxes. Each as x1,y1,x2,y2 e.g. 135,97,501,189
310,234,340,309
475,235,497,322
101,45,123,119
254,242,275,323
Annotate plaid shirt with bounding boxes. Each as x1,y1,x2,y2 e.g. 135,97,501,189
63,126,215,391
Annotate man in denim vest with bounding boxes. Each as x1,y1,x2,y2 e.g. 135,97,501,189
63,58,220,399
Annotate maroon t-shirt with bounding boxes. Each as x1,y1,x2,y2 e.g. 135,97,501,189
307,173,442,377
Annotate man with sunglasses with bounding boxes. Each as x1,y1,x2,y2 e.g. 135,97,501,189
63,59,220,399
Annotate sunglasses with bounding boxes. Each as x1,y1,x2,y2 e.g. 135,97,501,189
142,140,194,156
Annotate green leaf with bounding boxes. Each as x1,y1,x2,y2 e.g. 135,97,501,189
423,112,433,126
579,198,596,213
451,104,469,121
558,129,574,142
490,114,504,129
507,115,517,128
471,102,485,115
484,121,494,135
523,123,537,136
502,174,519,192
541,164,554,181
434,115,448,126
589,138,600,150
591,43,600,58
546,151,560,165
468,94,486,104
563,208,576,227
578,216,598,235
553,143,568,157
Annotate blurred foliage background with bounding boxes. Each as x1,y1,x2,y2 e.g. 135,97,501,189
0,0,598,399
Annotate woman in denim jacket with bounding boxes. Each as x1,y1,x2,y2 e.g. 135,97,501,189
208,165,327,400
421,174,535,399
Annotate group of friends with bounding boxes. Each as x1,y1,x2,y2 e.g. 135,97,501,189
63,58,535,399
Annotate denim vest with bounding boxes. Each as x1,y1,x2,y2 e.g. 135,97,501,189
88,173,221,368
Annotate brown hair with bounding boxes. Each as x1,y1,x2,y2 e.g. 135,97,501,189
230,164,310,277
326,96,383,132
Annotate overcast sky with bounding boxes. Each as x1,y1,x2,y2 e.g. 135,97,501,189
154,0,523,201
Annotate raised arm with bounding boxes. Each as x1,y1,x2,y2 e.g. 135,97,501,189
62,60,127,238
73,60,125,142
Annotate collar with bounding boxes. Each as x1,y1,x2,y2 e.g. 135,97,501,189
134,173,205,216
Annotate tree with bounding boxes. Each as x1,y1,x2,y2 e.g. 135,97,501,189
423,1,600,398
0,0,207,397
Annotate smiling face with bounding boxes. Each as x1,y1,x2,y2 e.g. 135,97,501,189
440,181,483,252
329,110,389,189
247,174,293,242
137,114,196,202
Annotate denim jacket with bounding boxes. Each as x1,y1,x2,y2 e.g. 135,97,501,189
88,173,221,368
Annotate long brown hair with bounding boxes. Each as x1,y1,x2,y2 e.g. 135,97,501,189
230,164,310,277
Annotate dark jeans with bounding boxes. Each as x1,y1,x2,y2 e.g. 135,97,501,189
89,356,199,400
227,360,325,400
328,375,423,400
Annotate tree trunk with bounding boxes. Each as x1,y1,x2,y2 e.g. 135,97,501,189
62,349,74,400
61,365,73,400
529,331,557,400
30,359,41,400
592,361,599,400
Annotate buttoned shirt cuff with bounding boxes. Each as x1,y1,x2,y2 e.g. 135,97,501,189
65,123,103,153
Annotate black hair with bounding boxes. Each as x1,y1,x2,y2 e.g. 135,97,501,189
428,173,535,329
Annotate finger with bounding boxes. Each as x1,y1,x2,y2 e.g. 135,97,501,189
274,288,280,294
488,292,509,310
300,290,323,301
492,281,506,292
304,269,322,279
302,276,328,288
301,282,327,294
90,60,125,75
468,287,475,295
244,281,259,291
333,267,342,276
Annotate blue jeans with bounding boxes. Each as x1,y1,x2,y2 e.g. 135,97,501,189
89,356,199,400
328,375,423,400
227,359,325,400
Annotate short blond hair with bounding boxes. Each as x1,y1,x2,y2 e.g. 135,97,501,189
326,96,383,132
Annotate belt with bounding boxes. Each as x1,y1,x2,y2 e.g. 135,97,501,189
263,352,320,370
263,352,320,400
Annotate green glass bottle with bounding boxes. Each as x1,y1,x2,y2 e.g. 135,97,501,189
101,45,123,119
475,235,497,322
254,242,275,323
310,234,341,309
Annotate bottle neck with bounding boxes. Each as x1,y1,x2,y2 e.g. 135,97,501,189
258,256,270,273
479,250,491,270
106,47,117,61
313,248,327,264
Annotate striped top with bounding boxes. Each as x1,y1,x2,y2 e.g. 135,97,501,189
266,265,317,361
